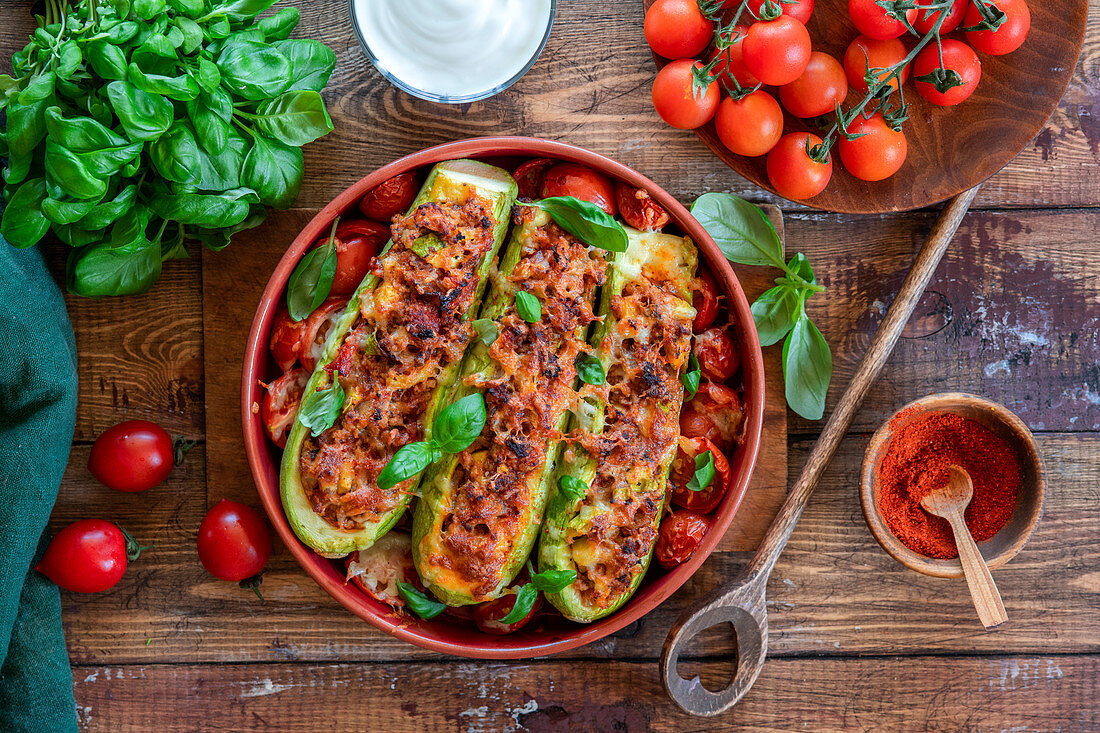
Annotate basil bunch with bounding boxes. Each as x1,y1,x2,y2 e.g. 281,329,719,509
690,193,833,421
0,0,335,296
499,563,578,624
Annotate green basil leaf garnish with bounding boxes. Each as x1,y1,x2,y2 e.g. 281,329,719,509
396,582,446,619
690,192,784,270
530,568,577,594
558,475,587,503
687,450,715,493
575,352,605,386
295,380,345,438
499,583,538,625
682,352,701,399
430,393,487,455
534,196,628,253
515,290,541,323
286,217,338,321
783,304,833,421
376,440,440,491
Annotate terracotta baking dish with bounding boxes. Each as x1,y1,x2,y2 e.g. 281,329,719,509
241,137,765,658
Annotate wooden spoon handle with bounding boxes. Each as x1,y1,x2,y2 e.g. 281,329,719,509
946,510,1008,629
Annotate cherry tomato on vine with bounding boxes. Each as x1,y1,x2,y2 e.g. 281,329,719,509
644,0,713,59
88,420,175,493
615,183,670,231
514,158,555,200
964,0,1030,55
198,499,272,584
714,89,783,157
262,367,308,448
36,519,143,593
781,0,814,25
692,269,721,332
652,59,720,130
913,39,981,106
656,510,710,569
709,27,760,91
741,15,812,87
540,163,617,215
848,0,917,40
843,35,909,94
912,0,967,35
473,590,542,635
358,172,418,222
766,132,832,200
670,437,733,514
325,220,388,296
838,114,908,182
779,52,847,119
680,381,744,451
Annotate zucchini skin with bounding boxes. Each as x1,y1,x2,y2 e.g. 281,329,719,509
280,160,518,557
539,227,697,622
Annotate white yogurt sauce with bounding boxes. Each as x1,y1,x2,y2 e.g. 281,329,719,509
352,0,553,100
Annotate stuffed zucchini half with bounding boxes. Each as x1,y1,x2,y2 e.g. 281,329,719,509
539,226,697,622
412,205,609,605
280,160,518,557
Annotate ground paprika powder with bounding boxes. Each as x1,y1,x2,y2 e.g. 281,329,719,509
876,409,1020,559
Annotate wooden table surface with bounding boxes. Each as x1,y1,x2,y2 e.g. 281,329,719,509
4,1,1099,730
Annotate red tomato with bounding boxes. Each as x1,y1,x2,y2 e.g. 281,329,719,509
88,420,174,493
324,220,388,296
779,52,847,119
843,36,909,93
680,381,744,451
473,589,542,635
652,59,720,130
708,27,760,90
848,0,917,39
358,172,418,222
540,163,617,216
964,0,1030,55
197,499,272,583
670,437,732,514
36,519,139,593
615,183,669,231
714,89,783,158
269,306,305,372
692,268,721,332
345,532,419,608
766,132,832,200
693,327,740,382
514,157,556,200
299,296,347,371
913,0,966,34
644,0,713,59
781,0,814,24
912,40,981,106
741,16,812,87
838,114,908,182
262,367,308,448
656,510,710,569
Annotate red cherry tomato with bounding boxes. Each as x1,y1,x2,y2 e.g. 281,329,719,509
680,381,744,451
615,183,670,231
652,59,720,131
781,0,814,24
708,27,760,91
656,510,710,569
323,220,388,296
345,532,419,608
197,499,272,583
262,367,308,448
767,132,832,201
514,158,556,200
36,519,139,593
693,327,740,382
269,306,305,372
692,268,721,332
714,89,783,158
88,420,174,492
913,0,966,34
912,39,981,106
299,296,347,371
358,172,418,222
473,588,542,635
670,437,732,514
779,52,847,119
964,0,1030,56
644,0,713,59
838,114,908,182
540,163,617,216
843,36,909,94
741,16,812,87
848,0,917,39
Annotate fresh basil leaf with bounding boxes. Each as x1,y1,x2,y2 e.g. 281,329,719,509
149,120,202,184
44,141,109,200
396,582,446,619
1,179,51,248
750,285,800,347
499,583,538,624
106,80,174,141
56,41,83,80
149,192,252,228
187,97,230,153
242,134,304,209
127,62,199,101
86,42,128,81
782,305,832,421
682,352,701,398
71,237,162,296
377,441,440,491
217,40,291,100
785,252,815,285
200,0,279,21
687,450,715,492
56,223,106,248
168,0,204,17
132,0,167,20
132,33,177,72
575,351,605,386
690,192,785,270
81,184,138,230
45,106,128,150
18,71,55,104
430,393,487,455
248,90,333,147
259,8,300,41
472,318,498,347
175,17,204,54
4,97,51,185
275,39,336,92
530,568,577,593
103,21,140,44
188,206,266,251
286,220,338,321
296,381,345,437
42,197,101,226
534,196,628,253
557,475,587,503
515,290,541,322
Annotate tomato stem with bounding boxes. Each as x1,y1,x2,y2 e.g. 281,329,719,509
172,436,198,466
117,526,151,561
240,574,266,603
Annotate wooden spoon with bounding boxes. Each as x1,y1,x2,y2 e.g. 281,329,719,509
919,465,1008,630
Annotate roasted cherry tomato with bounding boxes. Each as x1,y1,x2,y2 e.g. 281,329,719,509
652,59,720,131
964,0,1030,56
197,499,272,583
781,0,814,24
714,89,783,158
848,0,917,39
779,52,847,119
345,532,419,608
767,132,832,201
708,27,760,90
540,163,617,216
88,420,174,493
269,306,305,372
844,35,909,93
615,183,670,231
692,268,721,332
913,39,981,106
912,0,966,34
262,367,308,448
670,437,732,514
514,157,556,200
299,296,346,371
36,519,142,593
838,114,908,182
680,381,744,451
473,588,542,635
644,0,713,59
656,510,710,569
358,172,418,222
326,220,388,296
693,327,740,382
741,16,812,87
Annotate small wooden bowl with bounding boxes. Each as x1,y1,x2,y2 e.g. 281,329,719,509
859,393,1044,578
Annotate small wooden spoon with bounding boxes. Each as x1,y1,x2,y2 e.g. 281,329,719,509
920,465,1008,629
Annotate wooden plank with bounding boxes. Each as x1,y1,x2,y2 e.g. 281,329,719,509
70,655,1100,732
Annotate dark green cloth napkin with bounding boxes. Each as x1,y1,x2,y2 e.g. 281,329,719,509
0,211,80,732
